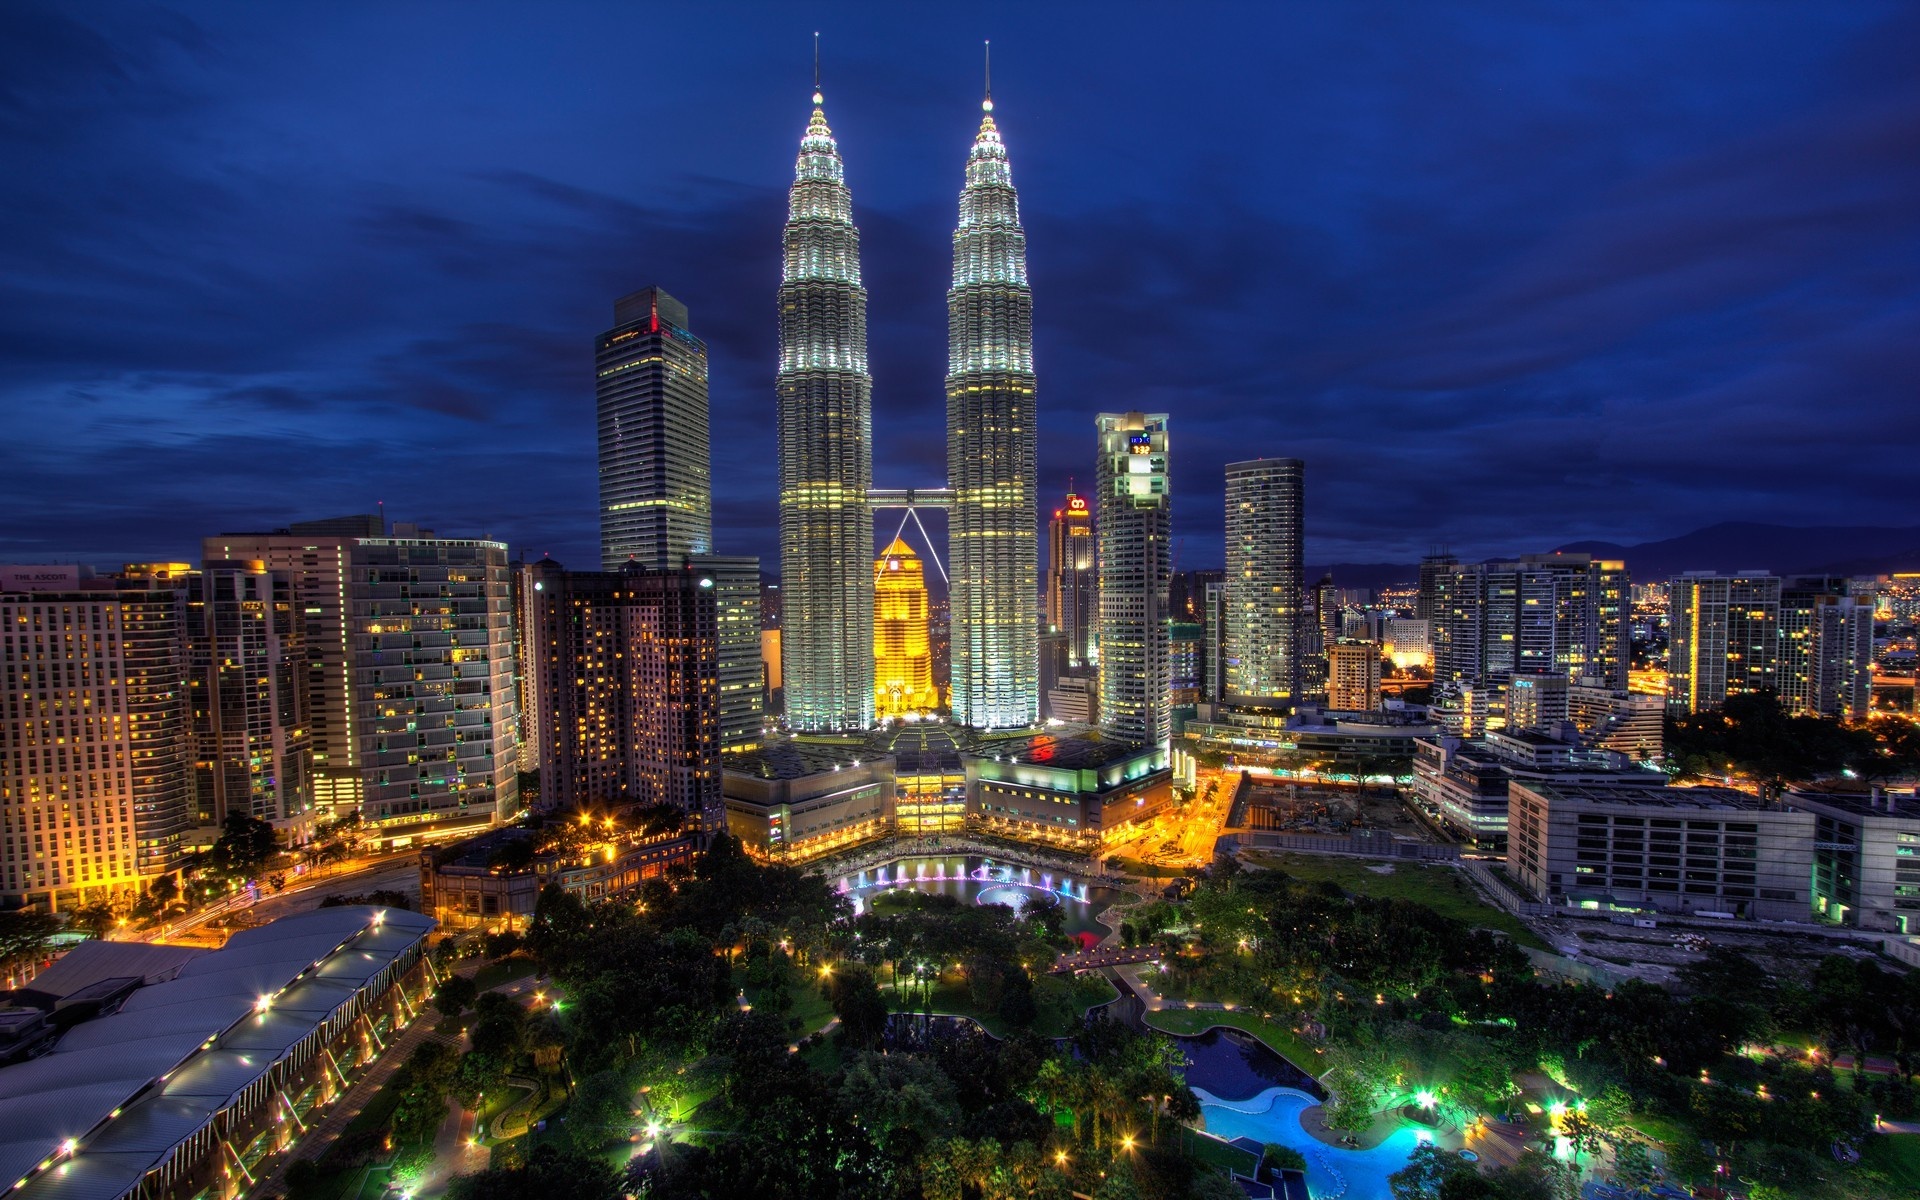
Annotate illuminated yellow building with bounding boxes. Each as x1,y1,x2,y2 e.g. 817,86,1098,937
874,537,938,719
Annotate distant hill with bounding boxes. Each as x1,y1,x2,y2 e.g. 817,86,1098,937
1305,563,1420,591
1555,522,1920,581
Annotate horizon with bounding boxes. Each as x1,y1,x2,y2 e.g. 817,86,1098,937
3,3,1917,572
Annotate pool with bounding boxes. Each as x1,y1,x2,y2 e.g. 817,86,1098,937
836,855,1123,938
1178,1027,1324,1101
1196,1086,1428,1200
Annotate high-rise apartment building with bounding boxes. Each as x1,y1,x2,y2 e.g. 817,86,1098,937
597,287,713,570
1046,493,1096,670
183,561,311,827
525,560,719,825
1,572,192,907
1416,550,1457,622
947,93,1039,731
1326,640,1382,711
1506,673,1571,732
689,556,764,751
351,537,518,842
1201,580,1228,703
204,515,382,815
1432,554,1629,699
1780,577,1873,721
873,538,938,719
1096,413,1172,749
1223,458,1305,706
777,86,874,732
1667,572,1781,714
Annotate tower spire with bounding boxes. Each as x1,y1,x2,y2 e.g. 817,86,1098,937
813,31,822,105
983,39,992,111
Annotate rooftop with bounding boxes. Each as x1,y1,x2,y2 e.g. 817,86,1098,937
996,734,1152,770
1,906,434,1200
725,739,884,781
1787,788,1920,820
1524,782,1772,812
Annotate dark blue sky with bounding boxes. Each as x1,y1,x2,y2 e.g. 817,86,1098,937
4,2,1917,574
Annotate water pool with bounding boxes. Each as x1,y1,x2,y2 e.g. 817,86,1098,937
1196,1086,1427,1200
836,855,1123,938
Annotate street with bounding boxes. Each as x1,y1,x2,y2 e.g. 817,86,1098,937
136,853,422,945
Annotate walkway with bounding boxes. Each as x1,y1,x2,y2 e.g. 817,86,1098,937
1048,945,1160,974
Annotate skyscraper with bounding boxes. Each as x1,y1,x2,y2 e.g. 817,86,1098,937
1,571,192,906
597,287,713,570
1667,572,1781,714
351,536,518,842
1326,640,1383,711
947,89,1039,731
526,560,720,825
1416,550,1457,622
204,514,382,816
1780,577,1874,721
1046,492,1096,669
689,555,765,752
184,560,311,827
1223,458,1305,706
1096,413,1172,749
1431,554,1629,697
777,83,874,732
874,537,937,719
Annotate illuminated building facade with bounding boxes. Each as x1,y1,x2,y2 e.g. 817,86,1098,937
0,572,191,907
597,287,713,569
1432,554,1629,705
1096,412,1172,749
183,561,311,827
777,86,874,732
1780,577,1873,721
873,537,937,719
1224,458,1305,705
689,555,765,751
947,92,1039,731
525,560,720,826
1326,640,1382,711
204,515,384,815
1666,572,1780,714
351,537,518,845
1046,492,1096,669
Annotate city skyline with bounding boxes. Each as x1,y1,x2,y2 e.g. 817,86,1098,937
6,5,1917,573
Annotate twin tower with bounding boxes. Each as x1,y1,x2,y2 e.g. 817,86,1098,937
778,82,1038,732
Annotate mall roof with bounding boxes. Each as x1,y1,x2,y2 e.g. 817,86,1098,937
15,944,204,1002
0,905,434,1200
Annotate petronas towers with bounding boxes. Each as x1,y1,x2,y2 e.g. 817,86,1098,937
778,78,1039,733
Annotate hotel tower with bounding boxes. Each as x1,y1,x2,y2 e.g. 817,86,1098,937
776,83,875,732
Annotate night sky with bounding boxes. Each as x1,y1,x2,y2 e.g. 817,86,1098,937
4,3,1917,575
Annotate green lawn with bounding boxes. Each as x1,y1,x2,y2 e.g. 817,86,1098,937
888,972,1117,1039
736,966,837,1039
1109,855,1184,879
1624,1112,1690,1146
1862,1134,1920,1192
1142,1006,1325,1074
1243,852,1550,950
472,955,539,993
1180,1126,1259,1175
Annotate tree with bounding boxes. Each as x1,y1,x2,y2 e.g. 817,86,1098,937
566,1069,632,1151
1389,1144,1487,1199
0,910,59,973
829,962,890,1050
435,975,479,1016
67,900,118,939
209,810,278,879
448,1143,625,1200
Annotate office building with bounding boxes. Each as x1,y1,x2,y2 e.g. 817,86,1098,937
182,561,311,829
596,286,713,570
1506,673,1570,732
1169,621,1204,705
0,572,193,907
1507,780,1813,922
1046,492,1097,669
1413,729,1658,849
947,92,1040,731
1416,550,1458,622
1780,577,1873,721
1666,572,1781,714
204,516,383,814
873,538,937,719
1223,458,1305,706
525,560,719,825
1096,412,1172,749
689,555,764,751
1326,640,1382,711
351,537,518,845
777,85,874,732
966,737,1170,854
1794,788,1920,932
1047,675,1097,724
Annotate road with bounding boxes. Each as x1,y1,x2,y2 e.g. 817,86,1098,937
138,853,421,945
